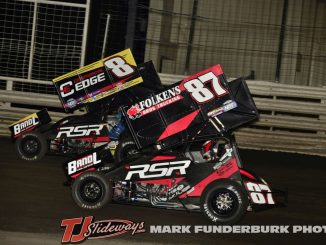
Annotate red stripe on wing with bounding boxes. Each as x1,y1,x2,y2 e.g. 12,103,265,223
158,109,200,141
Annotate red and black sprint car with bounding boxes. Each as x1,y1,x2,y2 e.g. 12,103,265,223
63,64,287,224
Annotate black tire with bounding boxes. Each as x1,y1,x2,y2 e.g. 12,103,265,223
72,171,112,210
15,131,48,161
200,180,248,224
114,132,139,162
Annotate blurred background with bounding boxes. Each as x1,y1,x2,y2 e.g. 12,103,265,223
1,0,325,87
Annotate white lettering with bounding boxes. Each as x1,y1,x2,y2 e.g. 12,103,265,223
56,125,104,138
125,160,191,180
60,73,105,98
68,152,101,175
13,117,39,135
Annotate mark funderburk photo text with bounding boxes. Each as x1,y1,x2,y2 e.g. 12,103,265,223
149,225,326,234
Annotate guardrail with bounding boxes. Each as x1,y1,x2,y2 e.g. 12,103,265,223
0,75,325,156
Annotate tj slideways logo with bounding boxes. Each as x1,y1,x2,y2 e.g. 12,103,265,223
61,216,145,243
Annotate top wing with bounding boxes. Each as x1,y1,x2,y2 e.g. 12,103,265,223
53,49,143,112
122,64,236,149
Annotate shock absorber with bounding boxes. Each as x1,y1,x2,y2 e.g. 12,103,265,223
128,181,132,201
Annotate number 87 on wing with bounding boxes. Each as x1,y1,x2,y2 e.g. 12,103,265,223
179,64,234,116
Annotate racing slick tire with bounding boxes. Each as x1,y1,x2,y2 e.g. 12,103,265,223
114,132,139,162
15,131,48,161
200,180,248,224
72,171,112,210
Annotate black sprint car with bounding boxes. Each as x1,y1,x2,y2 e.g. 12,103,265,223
9,49,164,161
63,64,287,224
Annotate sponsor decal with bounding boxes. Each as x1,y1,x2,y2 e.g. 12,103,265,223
68,152,101,175
61,216,145,243
215,159,237,177
13,116,39,136
207,100,237,117
56,125,104,138
126,86,182,119
66,98,77,108
115,81,125,91
213,147,233,170
125,160,191,180
60,71,106,98
167,184,191,200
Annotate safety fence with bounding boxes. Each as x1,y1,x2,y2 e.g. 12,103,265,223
0,75,325,157
0,0,90,82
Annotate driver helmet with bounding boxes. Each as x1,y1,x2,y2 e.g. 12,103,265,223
201,140,218,161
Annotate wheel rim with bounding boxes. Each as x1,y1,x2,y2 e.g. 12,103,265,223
210,188,239,217
21,136,41,157
80,178,103,203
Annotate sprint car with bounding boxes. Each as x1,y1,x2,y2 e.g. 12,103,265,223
9,49,164,161
63,65,287,224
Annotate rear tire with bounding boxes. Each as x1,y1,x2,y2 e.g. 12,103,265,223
114,132,139,162
72,171,112,210
200,180,247,224
15,131,47,161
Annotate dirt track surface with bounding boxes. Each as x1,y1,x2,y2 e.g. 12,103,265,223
0,136,325,244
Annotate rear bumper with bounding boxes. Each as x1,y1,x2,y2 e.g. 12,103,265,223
272,188,288,207
251,188,288,211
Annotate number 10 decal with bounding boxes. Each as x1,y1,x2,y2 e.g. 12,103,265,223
183,72,228,103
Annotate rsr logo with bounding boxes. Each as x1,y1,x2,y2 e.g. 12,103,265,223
56,125,104,138
125,160,191,180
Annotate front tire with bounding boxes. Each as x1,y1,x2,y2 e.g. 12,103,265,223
72,171,112,210
114,132,139,162
200,180,248,224
15,131,47,161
